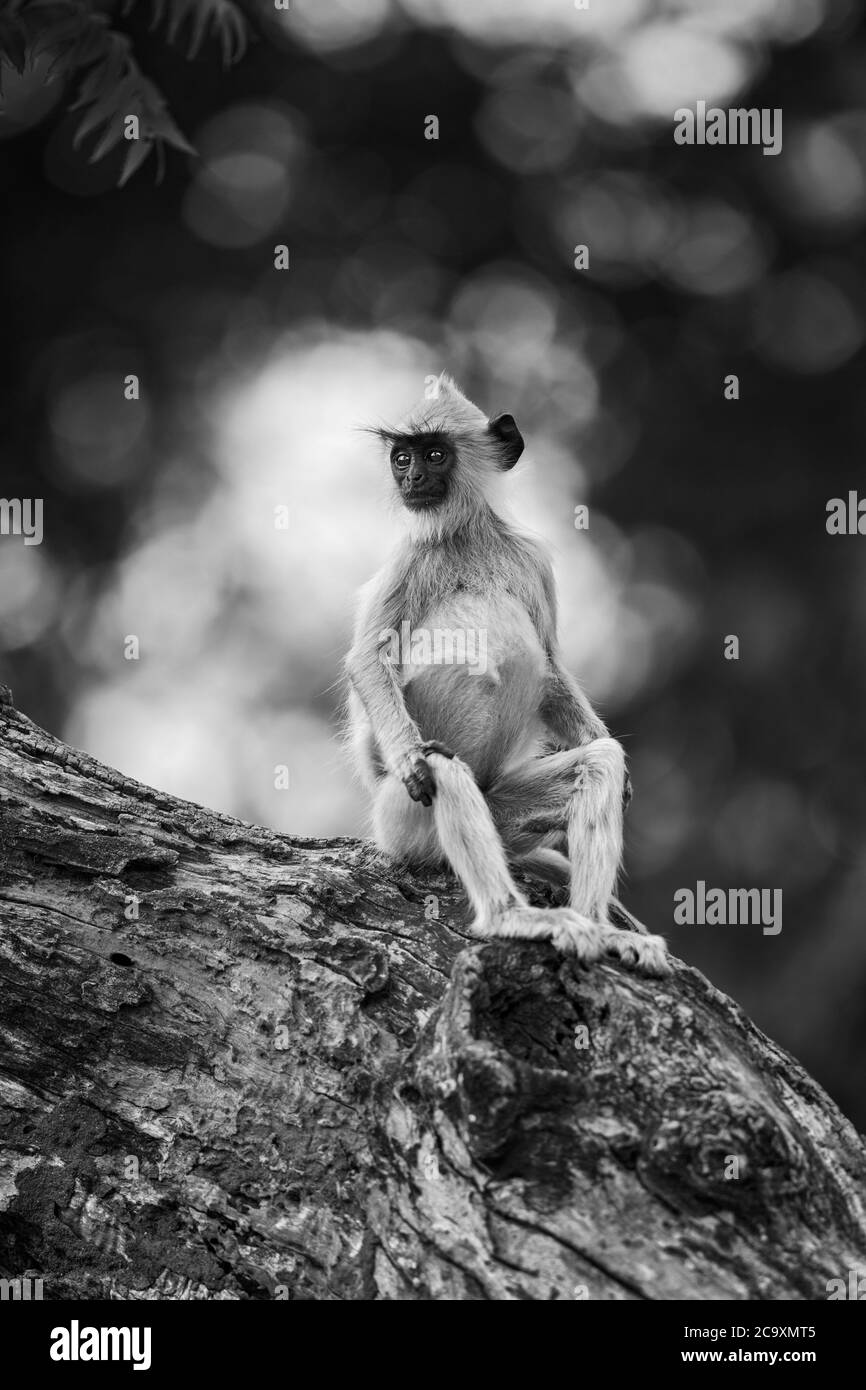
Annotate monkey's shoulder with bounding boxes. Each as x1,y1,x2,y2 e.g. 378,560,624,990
455,524,553,586
488,528,556,613
505,528,555,584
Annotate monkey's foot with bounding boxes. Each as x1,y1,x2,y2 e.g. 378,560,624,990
599,924,671,977
474,905,604,964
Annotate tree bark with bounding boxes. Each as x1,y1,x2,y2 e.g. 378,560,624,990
0,685,864,1301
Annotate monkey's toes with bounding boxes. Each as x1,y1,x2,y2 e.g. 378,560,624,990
548,911,604,962
602,927,671,976
475,906,603,962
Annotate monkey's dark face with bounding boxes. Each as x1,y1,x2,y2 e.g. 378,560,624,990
384,410,524,511
390,435,454,510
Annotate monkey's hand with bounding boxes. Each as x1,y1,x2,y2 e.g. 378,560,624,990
399,742,456,806
400,749,437,807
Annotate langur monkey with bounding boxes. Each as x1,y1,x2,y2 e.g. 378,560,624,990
345,374,669,973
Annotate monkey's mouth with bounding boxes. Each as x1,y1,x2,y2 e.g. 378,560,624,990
403,493,444,510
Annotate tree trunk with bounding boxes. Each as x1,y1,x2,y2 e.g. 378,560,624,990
0,685,864,1301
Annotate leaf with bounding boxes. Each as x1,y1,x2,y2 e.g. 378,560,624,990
69,34,127,109
42,42,78,83
72,77,125,146
141,0,247,65
183,3,212,61
67,21,111,70
31,14,85,50
217,8,246,68
68,59,110,110
87,113,126,162
135,73,195,152
6,0,227,185
21,0,84,54
39,9,114,84
118,133,153,186
0,18,29,74
157,113,195,156
121,0,168,30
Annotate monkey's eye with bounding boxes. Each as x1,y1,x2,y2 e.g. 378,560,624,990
392,451,411,469
426,448,447,464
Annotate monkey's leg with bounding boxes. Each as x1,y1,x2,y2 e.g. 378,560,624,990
564,742,670,975
565,737,625,917
489,741,626,914
429,752,608,959
489,746,670,976
372,757,605,962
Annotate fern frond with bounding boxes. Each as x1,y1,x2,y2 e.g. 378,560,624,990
122,0,247,67
0,0,248,183
0,13,28,76
64,22,194,181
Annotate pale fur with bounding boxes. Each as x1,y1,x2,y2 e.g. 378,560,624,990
345,373,669,975
381,374,511,542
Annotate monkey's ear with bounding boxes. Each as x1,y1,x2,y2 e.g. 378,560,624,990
488,413,525,470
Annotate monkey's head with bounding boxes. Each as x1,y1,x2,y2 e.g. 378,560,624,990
371,374,524,535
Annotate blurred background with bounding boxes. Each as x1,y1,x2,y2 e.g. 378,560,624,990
1,0,865,1128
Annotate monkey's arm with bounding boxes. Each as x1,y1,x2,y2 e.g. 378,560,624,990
541,660,632,805
532,552,610,747
345,572,436,804
540,660,609,746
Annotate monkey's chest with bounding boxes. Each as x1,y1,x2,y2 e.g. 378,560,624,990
400,592,547,776
401,591,543,678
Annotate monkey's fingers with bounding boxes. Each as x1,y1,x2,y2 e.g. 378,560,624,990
421,740,456,760
404,777,434,807
402,754,436,806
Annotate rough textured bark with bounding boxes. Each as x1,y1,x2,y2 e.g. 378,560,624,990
0,685,864,1302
